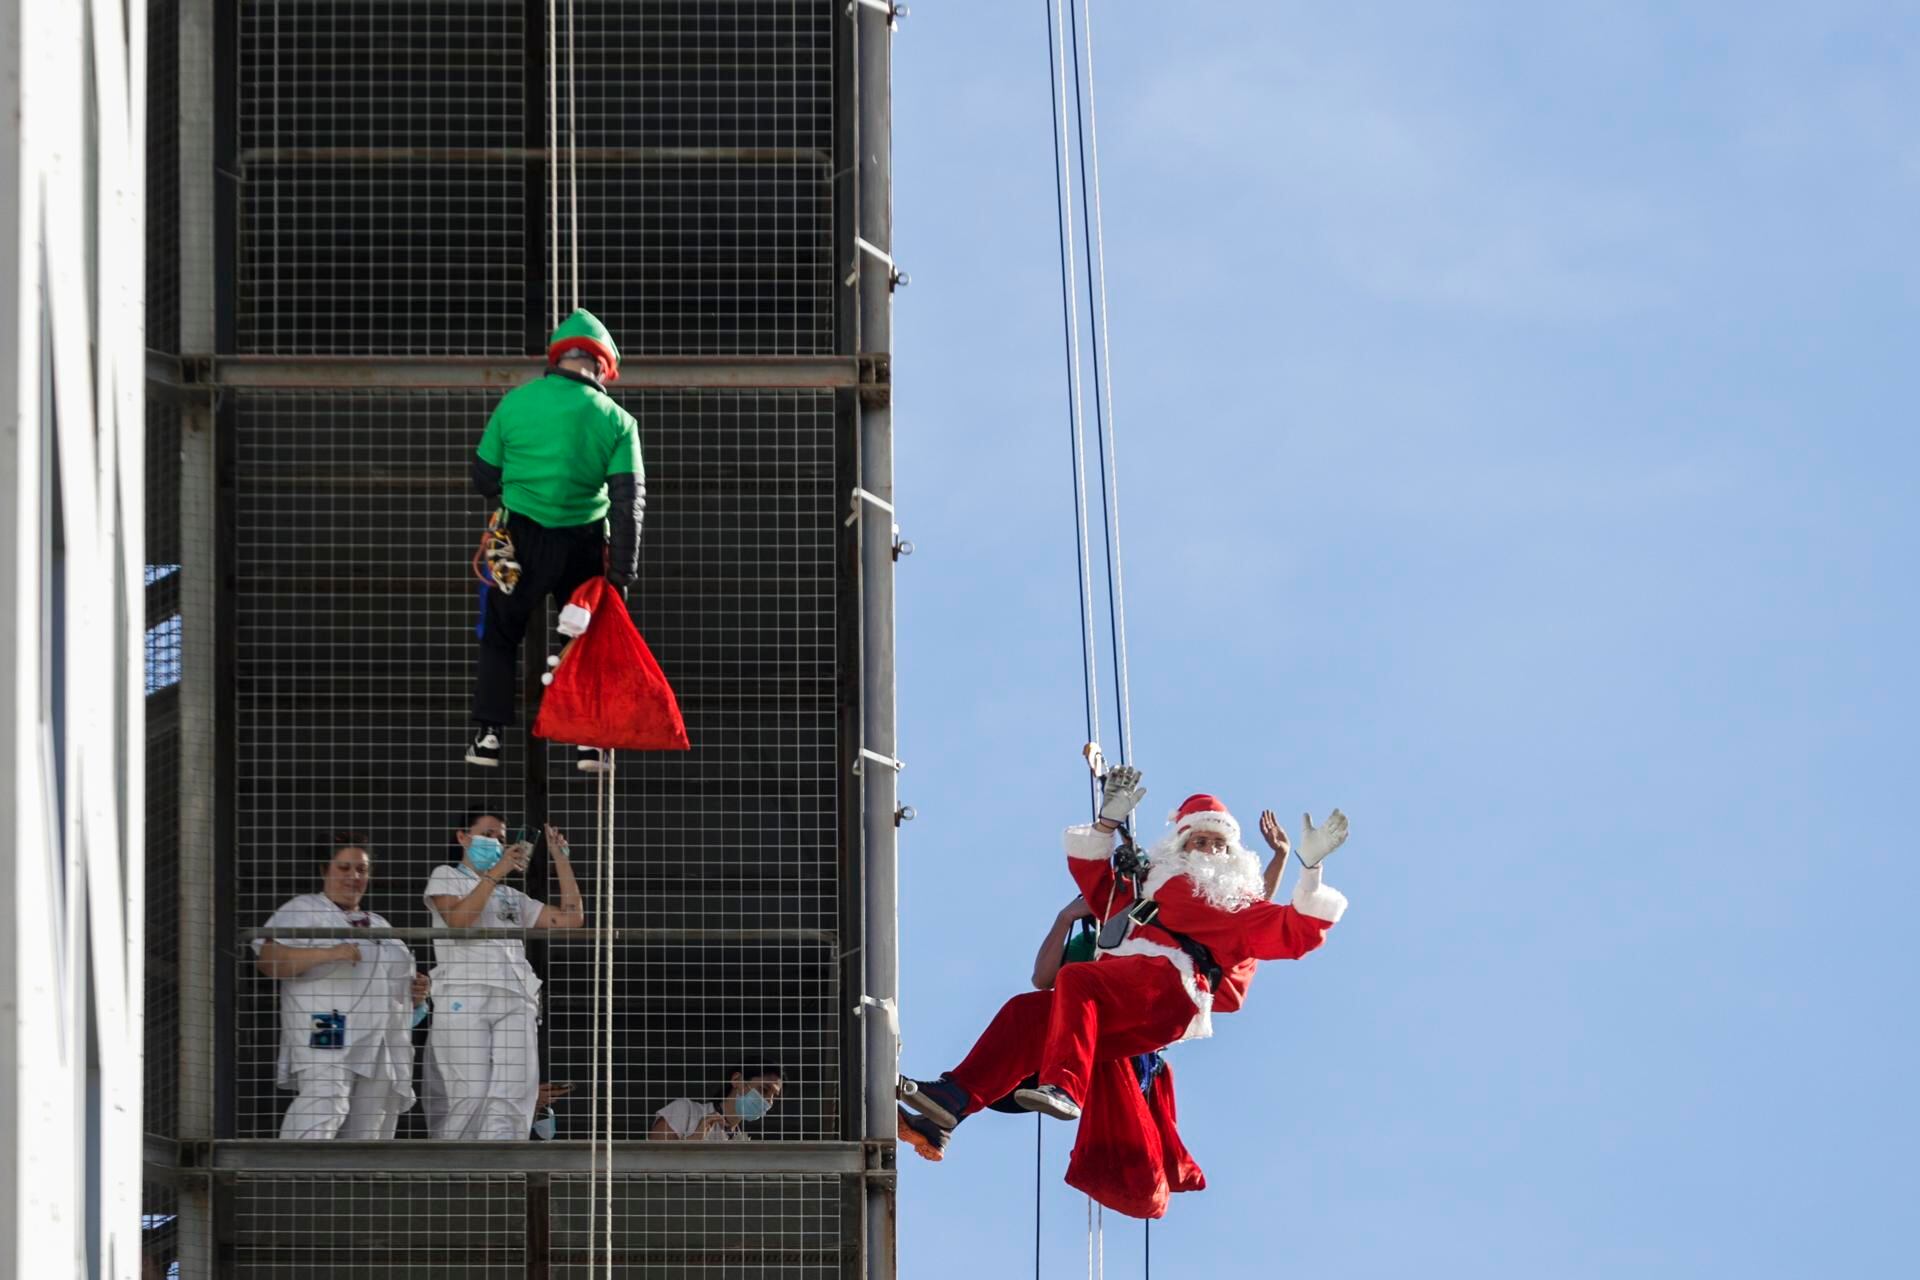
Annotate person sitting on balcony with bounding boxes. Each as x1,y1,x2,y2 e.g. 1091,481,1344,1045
649,1066,786,1141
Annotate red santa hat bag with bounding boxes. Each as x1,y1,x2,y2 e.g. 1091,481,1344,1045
1065,1055,1206,1219
533,576,690,751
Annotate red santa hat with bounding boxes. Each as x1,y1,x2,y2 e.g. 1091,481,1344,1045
1166,793,1240,845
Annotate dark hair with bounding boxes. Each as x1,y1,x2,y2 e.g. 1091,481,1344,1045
451,808,506,860
321,832,372,864
717,1065,784,1105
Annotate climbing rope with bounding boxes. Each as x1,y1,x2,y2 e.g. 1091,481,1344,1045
542,4,613,1272
1043,0,1152,1272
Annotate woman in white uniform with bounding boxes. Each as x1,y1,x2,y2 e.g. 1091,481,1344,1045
423,811,584,1140
649,1066,785,1141
254,839,427,1139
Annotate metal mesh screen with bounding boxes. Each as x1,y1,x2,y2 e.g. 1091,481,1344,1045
232,389,844,1140
146,395,184,1141
230,1174,528,1276
550,1176,847,1276
569,2,837,354
146,0,180,353
236,1,527,354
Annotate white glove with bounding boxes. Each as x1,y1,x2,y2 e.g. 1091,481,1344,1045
1295,809,1349,868
557,603,593,638
1097,765,1147,826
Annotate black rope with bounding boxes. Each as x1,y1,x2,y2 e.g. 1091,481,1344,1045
1145,1218,1151,1276
1034,1116,1044,1280
1064,0,1130,770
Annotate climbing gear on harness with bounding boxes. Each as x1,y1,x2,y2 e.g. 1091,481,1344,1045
472,510,520,595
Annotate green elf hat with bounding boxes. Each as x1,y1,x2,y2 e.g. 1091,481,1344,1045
547,308,621,382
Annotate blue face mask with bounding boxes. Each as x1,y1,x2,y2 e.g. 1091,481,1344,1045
467,835,503,873
411,1002,431,1029
736,1088,771,1123
532,1110,557,1140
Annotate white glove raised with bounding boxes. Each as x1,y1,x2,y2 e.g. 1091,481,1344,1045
1295,809,1349,868
1097,765,1147,826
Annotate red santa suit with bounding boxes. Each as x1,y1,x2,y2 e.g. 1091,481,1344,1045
944,805,1348,1123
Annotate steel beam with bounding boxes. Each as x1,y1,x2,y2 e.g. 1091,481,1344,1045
144,354,865,392
239,145,831,166
199,1140,878,1177
852,3,900,1278
241,926,838,945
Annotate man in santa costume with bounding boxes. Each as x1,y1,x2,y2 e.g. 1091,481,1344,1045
896,767,1349,1174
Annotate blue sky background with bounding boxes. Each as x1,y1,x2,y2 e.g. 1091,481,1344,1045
890,4,1917,1276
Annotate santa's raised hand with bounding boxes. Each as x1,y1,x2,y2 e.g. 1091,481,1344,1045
1096,765,1147,828
1296,809,1349,868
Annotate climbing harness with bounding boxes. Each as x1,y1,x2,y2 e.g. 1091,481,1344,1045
471,510,521,595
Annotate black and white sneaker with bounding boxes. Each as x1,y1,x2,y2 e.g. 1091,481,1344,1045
465,726,502,768
576,746,610,773
1013,1084,1081,1121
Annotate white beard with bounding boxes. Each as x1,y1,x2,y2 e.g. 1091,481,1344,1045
1143,836,1265,911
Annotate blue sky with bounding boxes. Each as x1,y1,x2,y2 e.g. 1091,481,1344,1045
891,4,1917,1276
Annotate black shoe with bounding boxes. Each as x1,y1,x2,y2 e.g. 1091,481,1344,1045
897,1108,950,1162
896,1074,969,1130
1013,1084,1081,1121
465,726,502,768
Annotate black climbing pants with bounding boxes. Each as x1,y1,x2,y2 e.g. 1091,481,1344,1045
471,513,605,727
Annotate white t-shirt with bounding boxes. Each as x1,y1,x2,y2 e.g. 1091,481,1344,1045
654,1098,751,1142
254,893,418,1094
422,862,545,999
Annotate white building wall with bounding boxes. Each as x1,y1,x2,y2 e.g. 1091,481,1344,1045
0,1,148,1277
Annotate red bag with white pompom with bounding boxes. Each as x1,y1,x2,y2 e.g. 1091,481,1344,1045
533,576,689,751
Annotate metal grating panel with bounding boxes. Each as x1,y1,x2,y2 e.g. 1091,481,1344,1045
567,2,837,355
146,396,184,1140
146,0,181,353
549,1175,848,1277
231,389,843,1141
231,1174,527,1276
236,2,527,354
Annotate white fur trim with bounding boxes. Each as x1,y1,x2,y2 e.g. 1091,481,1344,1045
557,603,592,637
1095,938,1214,1043
1064,824,1115,861
1174,810,1241,844
1290,865,1348,924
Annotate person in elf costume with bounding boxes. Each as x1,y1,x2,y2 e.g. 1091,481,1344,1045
467,308,646,770
896,765,1351,1218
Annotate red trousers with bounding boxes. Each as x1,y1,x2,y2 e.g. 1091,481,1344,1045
947,954,1197,1111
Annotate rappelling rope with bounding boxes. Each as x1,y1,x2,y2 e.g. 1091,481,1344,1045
1066,0,1133,768
544,5,607,1272
1046,0,1102,792
1044,0,1149,1273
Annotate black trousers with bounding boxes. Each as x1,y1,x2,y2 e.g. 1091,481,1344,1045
471,513,604,726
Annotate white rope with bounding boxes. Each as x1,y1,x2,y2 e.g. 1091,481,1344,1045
600,750,616,1278
566,0,580,312
585,765,602,1272
1075,0,1133,764
1048,0,1101,760
546,0,561,330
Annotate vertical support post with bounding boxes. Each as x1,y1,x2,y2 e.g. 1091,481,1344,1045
852,4,898,1278
174,0,220,1269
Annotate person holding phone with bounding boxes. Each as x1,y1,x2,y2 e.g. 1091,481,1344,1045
254,837,427,1139
421,810,585,1140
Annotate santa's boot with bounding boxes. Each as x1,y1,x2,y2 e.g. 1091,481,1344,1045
897,1108,951,1162
896,1074,970,1130
1013,1083,1081,1121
